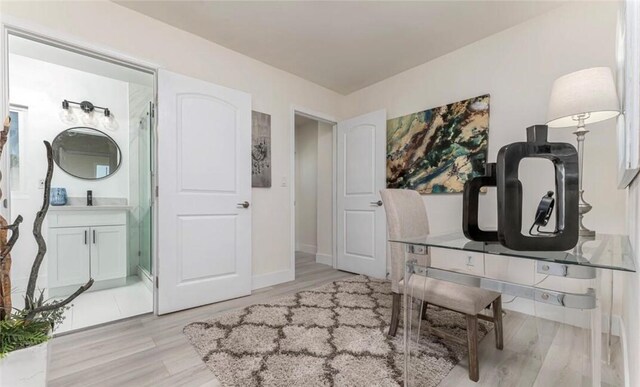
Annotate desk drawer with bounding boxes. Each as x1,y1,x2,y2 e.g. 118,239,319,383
430,247,484,276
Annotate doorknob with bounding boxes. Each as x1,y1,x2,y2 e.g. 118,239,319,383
370,200,383,207
237,201,250,209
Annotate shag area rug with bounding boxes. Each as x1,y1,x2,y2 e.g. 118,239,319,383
184,276,490,386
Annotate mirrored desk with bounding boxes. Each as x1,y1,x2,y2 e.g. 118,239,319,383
390,232,635,386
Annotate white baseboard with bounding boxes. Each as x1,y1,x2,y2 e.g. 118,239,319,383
315,253,333,266
252,269,294,290
297,244,317,254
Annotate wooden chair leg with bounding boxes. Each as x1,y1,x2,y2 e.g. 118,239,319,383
492,296,504,350
388,292,401,337
466,315,479,382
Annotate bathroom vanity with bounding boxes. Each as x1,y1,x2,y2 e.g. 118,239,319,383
48,206,129,296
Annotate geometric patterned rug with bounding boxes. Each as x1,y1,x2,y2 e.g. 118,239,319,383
184,275,490,386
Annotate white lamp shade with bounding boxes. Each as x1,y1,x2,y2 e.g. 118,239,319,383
547,67,620,128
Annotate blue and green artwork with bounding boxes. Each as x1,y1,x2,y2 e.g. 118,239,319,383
387,94,490,193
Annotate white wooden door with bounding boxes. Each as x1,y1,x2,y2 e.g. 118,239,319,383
90,225,127,281
157,70,252,314
336,110,387,278
48,227,90,288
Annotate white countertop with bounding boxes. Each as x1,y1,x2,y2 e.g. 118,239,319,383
48,205,132,211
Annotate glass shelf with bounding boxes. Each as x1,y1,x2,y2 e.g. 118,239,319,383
390,232,636,273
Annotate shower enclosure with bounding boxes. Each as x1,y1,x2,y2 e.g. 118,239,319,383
130,98,154,279
139,103,153,275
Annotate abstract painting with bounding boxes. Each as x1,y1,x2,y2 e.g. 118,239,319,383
386,94,490,193
252,111,271,188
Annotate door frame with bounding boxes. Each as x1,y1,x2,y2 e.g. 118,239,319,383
0,19,162,315
289,106,338,275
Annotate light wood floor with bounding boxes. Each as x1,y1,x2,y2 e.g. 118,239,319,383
47,252,352,387
48,253,623,386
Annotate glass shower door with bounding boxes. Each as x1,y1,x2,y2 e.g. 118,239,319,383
138,102,153,275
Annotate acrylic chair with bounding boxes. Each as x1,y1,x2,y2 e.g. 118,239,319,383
380,188,504,382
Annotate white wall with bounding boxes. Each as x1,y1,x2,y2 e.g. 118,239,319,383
295,119,318,254
294,117,334,263
342,2,626,236
316,121,334,265
8,53,130,292
0,0,344,283
10,54,131,201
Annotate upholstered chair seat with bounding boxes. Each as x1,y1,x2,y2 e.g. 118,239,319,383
399,276,500,316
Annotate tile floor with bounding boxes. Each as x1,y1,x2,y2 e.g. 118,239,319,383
55,277,153,334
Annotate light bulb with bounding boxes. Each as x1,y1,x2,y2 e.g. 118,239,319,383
102,112,118,131
59,109,77,125
81,111,97,126
59,100,77,125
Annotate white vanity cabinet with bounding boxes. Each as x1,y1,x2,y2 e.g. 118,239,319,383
48,227,91,287
48,208,128,293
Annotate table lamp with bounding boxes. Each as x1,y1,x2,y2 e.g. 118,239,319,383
547,67,620,237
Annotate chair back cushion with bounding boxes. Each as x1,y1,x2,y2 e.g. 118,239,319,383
380,189,430,293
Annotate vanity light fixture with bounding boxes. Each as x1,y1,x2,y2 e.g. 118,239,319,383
60,99,117,130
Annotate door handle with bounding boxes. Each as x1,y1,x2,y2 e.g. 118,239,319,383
93,230,96,244
370,200,383,207
237,201,250,209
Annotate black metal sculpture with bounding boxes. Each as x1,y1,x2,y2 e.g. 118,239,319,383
463,125,579,251
463,163,499,242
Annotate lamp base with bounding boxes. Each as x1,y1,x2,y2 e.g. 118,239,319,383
578,226,595,238
574,119,596,238
578,190,595,238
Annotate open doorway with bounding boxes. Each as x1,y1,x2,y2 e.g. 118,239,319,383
6,32,155,333
294,113,335,277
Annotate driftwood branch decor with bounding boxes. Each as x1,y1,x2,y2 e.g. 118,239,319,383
23,141,93,319
0,115,93,321
0,116,12,320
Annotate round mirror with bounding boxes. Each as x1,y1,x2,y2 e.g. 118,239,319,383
52,127,121,180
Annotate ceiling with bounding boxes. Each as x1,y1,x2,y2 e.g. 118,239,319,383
115,1,566,95
9,34,154,86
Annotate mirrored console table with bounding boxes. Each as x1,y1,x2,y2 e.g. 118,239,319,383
390,233,635,386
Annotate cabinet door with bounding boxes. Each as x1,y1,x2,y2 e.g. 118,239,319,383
48,227,90,288
90,225,127,281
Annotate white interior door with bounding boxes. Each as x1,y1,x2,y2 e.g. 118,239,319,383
336,109,387,278
157,70,252,314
